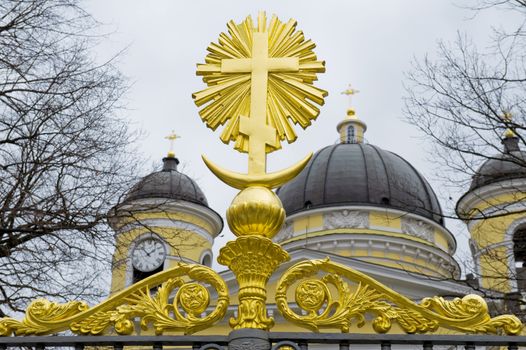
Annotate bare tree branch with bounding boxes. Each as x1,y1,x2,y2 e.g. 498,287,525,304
404,0,526,318
0,0,141,317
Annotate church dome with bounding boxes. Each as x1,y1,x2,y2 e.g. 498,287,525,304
470,137,526,191
124,156,208,206
274,90,458,279
276,143,444,225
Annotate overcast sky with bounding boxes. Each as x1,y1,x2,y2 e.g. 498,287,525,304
85,1,520,271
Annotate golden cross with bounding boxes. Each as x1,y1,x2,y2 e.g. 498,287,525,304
165,130,180,157
220,13,300,175
341,84,360,108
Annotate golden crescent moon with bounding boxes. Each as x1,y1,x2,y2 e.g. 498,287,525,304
201,153,313,190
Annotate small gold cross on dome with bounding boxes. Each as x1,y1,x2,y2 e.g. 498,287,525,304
341,84,360,108
501,112,517,138
165,130,180,158
502,111,513,122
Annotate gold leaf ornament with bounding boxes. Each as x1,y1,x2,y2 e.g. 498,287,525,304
218,235,290,330
0,264,229,336
275,258,523,335
0,299,89,336
193,12,327,154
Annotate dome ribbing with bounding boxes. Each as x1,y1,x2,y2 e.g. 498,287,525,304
276,143,443,225
124,156,208,206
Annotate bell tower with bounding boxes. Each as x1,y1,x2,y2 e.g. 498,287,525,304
457,115,526,294
107,133,223,294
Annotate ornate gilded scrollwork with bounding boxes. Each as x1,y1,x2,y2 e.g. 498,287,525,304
193,11,326,332
275,258,523,335
0,263,228,336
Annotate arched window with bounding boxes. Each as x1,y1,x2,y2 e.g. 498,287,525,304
513,228,526,291
201,253,212,267
346,125,355,143
513,228,526,266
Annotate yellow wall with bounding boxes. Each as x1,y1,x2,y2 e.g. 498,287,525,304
461,192,526,217
281,209,455,278
479,247,512,292
339,122,364,143
113,211,216,234
369,211,401,229
463,191,526,293
434,230,449,251
293,214,323,232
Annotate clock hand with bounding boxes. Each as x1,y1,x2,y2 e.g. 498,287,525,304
146,243,156,255
141,246,151,257
147,244,160,255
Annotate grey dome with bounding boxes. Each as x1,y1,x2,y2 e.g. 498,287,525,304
470,151,526,191
125,157,208,206
276,143,444,225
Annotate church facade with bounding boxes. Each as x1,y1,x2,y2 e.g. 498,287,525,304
107,100,526,334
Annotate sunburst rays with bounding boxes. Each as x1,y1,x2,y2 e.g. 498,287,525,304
192,12,327,153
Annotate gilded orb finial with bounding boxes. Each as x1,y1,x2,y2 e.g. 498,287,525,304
164,130,180,158
501,111,517,138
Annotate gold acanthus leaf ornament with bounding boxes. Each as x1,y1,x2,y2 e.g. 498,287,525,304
275,258,523,335
0,264,228,336
192,11,327,154
218,235,290,330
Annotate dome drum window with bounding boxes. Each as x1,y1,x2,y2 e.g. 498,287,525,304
346,125,355,143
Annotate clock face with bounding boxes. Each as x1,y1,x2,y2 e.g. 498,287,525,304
131,237,166,272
